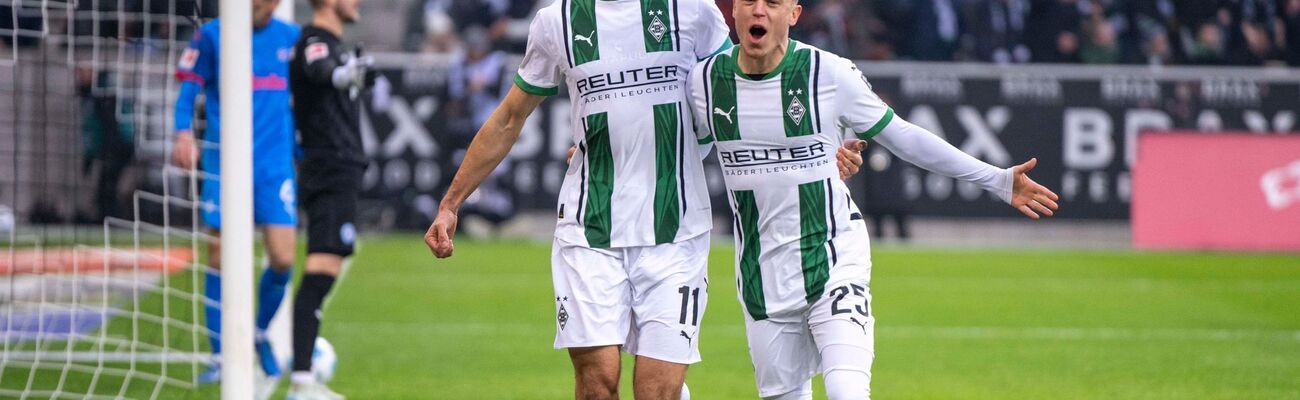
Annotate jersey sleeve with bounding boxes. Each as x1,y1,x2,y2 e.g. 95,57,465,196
833,57,895,140
686,58,713,145
872,117,1013,203
299,36,340,86
513,9,562,97
693,0,732,60
174,28,215,133
177,28,215,86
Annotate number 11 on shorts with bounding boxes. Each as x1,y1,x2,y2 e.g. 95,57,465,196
678,286,700,326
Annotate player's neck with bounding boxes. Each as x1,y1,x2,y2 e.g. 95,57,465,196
736,39,788,77
311,13,344,37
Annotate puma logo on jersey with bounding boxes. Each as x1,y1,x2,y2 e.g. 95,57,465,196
574,30,596,46
679,330,693,345
714,106,735,124
850,317,869,335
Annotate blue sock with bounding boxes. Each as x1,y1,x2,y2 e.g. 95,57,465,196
256,266,292,332
204,270,222,354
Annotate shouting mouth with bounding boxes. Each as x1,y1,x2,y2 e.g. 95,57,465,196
747,24,768,44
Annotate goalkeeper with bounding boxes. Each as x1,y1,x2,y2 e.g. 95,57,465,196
286,0,377,396
172,0,299,384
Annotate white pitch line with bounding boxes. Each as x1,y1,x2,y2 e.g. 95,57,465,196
324,321,1300,342
879,326,1300,342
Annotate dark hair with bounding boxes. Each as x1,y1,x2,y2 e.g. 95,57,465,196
309,0,326,10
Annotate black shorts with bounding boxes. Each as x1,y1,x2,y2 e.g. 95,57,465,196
299,159,364,257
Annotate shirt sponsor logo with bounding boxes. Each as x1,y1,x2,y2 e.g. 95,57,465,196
575,65,680,101
253,74,289,91
719,142,829,172
306,42,329,63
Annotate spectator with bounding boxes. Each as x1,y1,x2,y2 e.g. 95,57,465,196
1184,21,1227,64
1026,0,1083,63
77,66,135,222
1224,0,1281,64
908,0,963,61
383,0,1299,66
1285,0,1300,66
1141,29,1174,65
966,0,1032,63
1081,12,1121,63
404,0,459,54
404,0,514,53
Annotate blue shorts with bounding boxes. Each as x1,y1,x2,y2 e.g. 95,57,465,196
200,169,297,230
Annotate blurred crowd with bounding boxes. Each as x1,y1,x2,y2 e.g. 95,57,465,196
7,0,1296,66
405,0,1300,66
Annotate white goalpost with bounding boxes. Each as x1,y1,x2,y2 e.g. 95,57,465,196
0,0,278,396
216,0,255,398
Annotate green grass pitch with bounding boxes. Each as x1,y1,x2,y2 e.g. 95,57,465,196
7,234,1300,398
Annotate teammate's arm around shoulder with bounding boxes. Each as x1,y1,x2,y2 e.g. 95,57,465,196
424,85,547,259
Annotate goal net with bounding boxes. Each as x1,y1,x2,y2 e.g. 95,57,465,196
0,0,223,397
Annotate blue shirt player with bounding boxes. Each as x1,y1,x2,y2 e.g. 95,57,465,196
172,0,299,386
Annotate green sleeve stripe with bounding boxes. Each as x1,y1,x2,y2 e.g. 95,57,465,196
513,74,558,96
857,107,895,139
696,134,714,145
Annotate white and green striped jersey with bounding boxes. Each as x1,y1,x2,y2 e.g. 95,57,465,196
514,0,731,248
687,41,894,321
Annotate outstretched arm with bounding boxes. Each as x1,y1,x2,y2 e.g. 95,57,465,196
424,86,546,257
872,118,1058,219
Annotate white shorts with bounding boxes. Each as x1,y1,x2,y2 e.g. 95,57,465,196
551,232,710,364
745,264,875,397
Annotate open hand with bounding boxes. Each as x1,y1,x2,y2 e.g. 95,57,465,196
172,131,199,170
1009,158,1059,219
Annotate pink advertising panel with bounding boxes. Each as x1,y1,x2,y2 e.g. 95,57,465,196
1133,133,1300,252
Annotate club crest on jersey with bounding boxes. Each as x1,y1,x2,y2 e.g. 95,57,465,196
179,48,199,70
647,10,668,43
786,90,807,126
305,42,329,63
557,303,570,330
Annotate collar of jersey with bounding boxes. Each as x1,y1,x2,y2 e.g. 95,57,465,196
732,39,796,81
